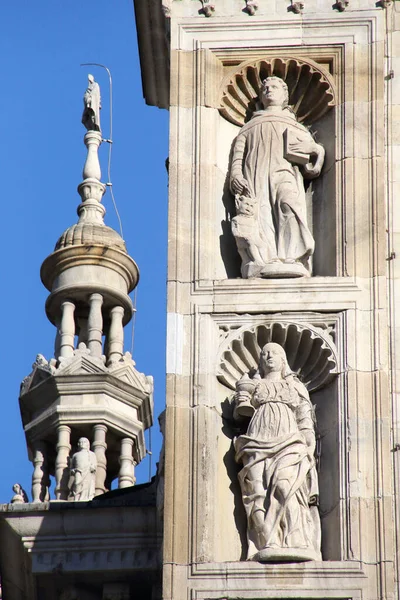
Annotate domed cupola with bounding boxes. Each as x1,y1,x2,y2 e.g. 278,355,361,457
19,75,153,503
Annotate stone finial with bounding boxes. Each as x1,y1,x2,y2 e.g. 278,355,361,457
289,0,304,12
200,0,215,16
82,74,101,132
11,483,28,504
70,437,97,501
244,0,258,14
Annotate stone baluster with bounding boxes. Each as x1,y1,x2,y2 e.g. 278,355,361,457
55,425,71,500
118,438,136,488
107,306,124,365
88,293,103,357
93,424,108,496
83,130,102,181
59,301,75,359
31,442,48,502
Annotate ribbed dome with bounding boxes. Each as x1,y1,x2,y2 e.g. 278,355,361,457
55,222,127,253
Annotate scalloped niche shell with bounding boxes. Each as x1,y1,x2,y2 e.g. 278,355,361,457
219,57,336,127
217,321,338,393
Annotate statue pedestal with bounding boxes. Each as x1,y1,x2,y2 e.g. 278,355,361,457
245,261,310,278
252,547,322,563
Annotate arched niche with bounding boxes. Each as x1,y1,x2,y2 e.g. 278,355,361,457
218,56,338,278
217,318,343,561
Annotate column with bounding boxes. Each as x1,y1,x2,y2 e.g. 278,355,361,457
118,438,135,488
93,424,107,496
107,306,124,365
55,425,71,500
59,301,75,359
88,293,103,357
31,442,48,503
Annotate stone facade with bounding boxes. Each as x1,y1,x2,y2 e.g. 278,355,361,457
134,0,400,598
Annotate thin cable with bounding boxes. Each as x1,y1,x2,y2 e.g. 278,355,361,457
148,426,153,481
80,63,123,238
130,288,137,356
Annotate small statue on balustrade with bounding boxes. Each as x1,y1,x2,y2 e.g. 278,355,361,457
233,342,321,562
70,437,97,501
10,483,28,504
229,76,325,279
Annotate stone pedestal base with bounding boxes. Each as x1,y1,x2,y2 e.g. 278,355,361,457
251,547,321,563
244,261,310,279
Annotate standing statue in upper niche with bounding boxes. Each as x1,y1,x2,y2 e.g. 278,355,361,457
229,76,325,279
234,343,321,562
70,437,97,501
82,74,101,132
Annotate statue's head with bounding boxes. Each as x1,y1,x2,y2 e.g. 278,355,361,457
88,74,95,84
258,342,291,378
78,437,90,451
260,77,289,109
236,195,256,216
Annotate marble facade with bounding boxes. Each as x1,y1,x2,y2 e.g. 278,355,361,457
134,0,400,598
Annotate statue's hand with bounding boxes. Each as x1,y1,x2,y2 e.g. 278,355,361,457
303,143,325,179
231,177,250,196
290,139,319,156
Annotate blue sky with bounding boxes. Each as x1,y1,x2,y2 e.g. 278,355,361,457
0,2,169,499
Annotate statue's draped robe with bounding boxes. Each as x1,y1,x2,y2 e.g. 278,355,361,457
71,450,96,501
230,110,315,269
234,377,321,559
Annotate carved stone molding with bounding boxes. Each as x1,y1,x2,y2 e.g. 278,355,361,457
217,319,338,393
219,56,336,127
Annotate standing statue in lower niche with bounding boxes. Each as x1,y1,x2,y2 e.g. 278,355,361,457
234,342,321,562
70,437,97,501
229,76,325,279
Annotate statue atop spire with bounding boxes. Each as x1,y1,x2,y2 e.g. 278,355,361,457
82,74,101,132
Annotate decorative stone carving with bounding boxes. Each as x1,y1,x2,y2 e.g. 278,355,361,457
161,0,171,17
289,0,304,12
334,0,348,10
199,0,215,16
82,74,101,132
234,342,321,562
219,57,335,128
229,76,325,278
217,319,338,393
244,0,258,14
70,437,97,501
10,483,28,504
